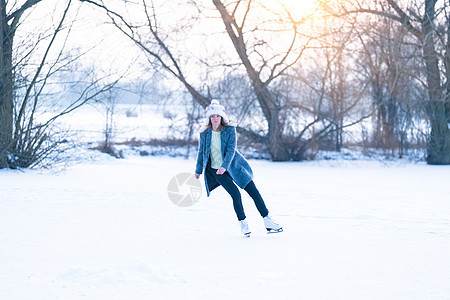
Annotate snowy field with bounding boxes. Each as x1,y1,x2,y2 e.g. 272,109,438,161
45,103,195,144
1,154,449,300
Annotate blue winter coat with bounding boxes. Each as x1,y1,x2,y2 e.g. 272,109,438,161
195,125,253,196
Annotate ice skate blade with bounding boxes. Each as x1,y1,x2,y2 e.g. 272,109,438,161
243,232,251,237
266,228,283,234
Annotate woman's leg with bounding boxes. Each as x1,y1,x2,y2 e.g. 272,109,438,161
207,168,246,221
244,181,269,218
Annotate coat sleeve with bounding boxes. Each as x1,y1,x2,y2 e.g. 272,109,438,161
195,133,204,174
221,126,236,170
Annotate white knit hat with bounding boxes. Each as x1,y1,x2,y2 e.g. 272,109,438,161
204,99,229,124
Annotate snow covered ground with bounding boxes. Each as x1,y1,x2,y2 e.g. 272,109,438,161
45,103,195,144
1,155,449,300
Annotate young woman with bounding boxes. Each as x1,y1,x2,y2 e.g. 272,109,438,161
194,99,283,236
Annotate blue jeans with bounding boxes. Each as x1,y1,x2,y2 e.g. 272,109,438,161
207,167,269,221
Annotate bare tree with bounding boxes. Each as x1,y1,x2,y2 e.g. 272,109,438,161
1,0,119,168
99,87,119,156
212,0,314,160
81,0,322,160
80,0,211,107
0,0,47,168
328,0,450,164
354,16,424,157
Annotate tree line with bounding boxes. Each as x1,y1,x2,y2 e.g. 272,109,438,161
1,0,449,168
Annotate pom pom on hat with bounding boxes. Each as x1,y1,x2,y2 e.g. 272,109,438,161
204,99,229,124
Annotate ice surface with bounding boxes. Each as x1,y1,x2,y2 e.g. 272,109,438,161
1,156,449,299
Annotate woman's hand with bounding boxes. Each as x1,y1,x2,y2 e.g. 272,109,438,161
194,173,200,179
216,167,226,175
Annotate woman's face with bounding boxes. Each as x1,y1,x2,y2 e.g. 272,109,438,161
210,114,222,127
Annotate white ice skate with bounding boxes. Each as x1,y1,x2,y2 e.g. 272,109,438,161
264,215,283,233
239,219,251,237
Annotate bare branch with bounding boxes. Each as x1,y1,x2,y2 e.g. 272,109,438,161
14,0,73,138
386,0,422,38
7,0,42,23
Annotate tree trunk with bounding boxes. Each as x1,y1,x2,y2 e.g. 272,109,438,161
251,79,290,160
422,0,450,164
0,9,14,169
